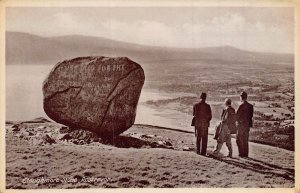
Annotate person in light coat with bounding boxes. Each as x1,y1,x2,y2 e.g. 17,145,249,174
212,98,235,158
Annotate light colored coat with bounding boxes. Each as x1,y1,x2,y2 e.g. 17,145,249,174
217,106,235,143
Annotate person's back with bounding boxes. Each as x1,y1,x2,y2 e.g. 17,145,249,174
223,105,236,132
193,92,212,156
236,91,254,157
212,98,234,158
237,101,254,128
194,101,212,128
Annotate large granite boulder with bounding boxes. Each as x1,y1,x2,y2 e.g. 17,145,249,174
43,56,145,138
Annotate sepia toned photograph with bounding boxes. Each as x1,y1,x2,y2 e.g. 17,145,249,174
2,2,296,190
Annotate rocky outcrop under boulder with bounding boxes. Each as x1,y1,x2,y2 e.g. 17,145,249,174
43,56,145,138
6,118,175,149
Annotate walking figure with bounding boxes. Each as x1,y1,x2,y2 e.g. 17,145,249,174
212,98,235,158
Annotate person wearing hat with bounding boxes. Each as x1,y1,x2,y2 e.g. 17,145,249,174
193,92,212,156
212,98,235,158
236,91,254,158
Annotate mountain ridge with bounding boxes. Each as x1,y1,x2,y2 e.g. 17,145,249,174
6,31,294,65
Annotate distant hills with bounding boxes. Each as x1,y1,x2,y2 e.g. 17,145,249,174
6,31,293,65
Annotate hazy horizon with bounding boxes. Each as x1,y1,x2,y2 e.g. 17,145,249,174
5,30,294,55
6,7,294,54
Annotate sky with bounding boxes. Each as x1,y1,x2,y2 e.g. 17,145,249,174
6,7,294,53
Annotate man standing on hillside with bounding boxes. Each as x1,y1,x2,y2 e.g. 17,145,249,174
236,91,254,158
193,92,212,156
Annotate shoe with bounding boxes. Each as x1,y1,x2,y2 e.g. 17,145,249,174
209,152,218,158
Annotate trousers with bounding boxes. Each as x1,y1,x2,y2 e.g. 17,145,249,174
213,135,232,156
195,126,208,155
236,127,249,157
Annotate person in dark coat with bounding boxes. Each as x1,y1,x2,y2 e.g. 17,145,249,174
212,98,235,158
193,92,212,156
236,91,254,158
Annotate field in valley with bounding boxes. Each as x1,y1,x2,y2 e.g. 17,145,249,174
143,60,294,150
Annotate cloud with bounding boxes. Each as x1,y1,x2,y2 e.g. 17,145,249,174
53,12,76,27
6,9,293,53
99,20,175,46
92,13,292,53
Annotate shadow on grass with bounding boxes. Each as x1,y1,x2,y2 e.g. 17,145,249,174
207,153,294,182
101,135,173,149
